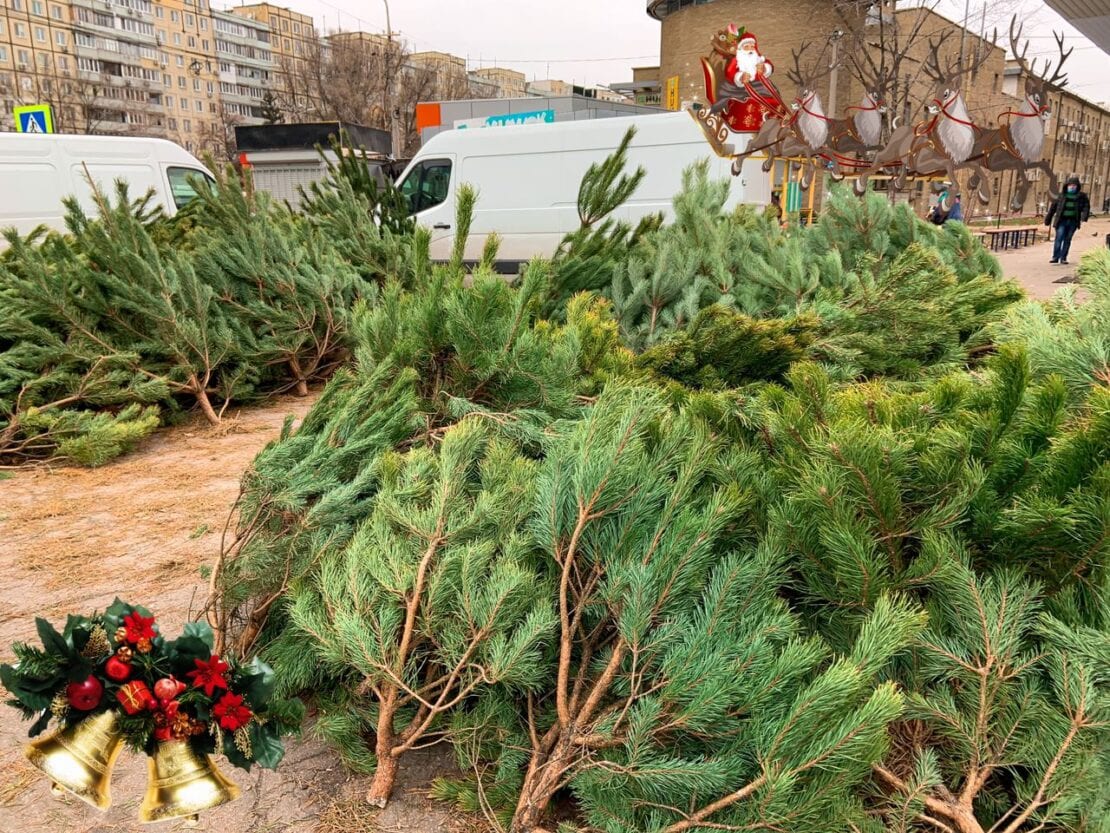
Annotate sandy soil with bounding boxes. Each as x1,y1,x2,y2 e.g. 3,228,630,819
0,395,481,833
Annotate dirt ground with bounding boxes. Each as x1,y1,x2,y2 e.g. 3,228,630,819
0,394,482,833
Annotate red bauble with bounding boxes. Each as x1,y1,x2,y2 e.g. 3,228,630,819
154,676,186,703
153,725,174,742
104,656,132,682
66,675,103,711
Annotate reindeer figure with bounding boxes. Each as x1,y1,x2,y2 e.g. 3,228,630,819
731,43,833,189
822,55,888,165
854,32,991,197
967,18,1071,209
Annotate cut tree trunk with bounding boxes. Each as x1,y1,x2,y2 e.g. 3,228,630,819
194,385,221,425
510,733,576,833
288,357,309,397
366,694,399,808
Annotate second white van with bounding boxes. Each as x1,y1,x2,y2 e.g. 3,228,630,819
0,133,214,239
395,111,770,272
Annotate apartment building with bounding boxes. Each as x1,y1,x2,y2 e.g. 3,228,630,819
229,1,311,116
214,8,273,124
472,66,528,98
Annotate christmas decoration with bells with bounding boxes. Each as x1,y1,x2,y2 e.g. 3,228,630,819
1,600,299,823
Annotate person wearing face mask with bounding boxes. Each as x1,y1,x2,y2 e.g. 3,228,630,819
1045,176,1091,265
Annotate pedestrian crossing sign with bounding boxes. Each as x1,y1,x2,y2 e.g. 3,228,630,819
14,104,54,134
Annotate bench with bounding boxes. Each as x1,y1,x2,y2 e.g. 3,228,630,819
981,226,1040,252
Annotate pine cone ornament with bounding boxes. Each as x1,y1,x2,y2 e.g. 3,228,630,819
114,626,128,644
136,637,153,654
116,645,134,662
80,625,111,660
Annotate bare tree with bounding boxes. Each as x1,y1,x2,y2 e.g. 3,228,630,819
3,69,109,135
197,107,245,163
275,34,495,155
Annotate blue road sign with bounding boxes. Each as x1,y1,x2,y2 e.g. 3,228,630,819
14,104,54,134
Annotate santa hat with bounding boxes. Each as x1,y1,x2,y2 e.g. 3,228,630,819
739,33,758,47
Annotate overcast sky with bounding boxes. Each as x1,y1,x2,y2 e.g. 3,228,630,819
214,0,1107,100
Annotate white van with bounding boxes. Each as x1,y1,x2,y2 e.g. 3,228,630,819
395,111,769,272
0,133,214,238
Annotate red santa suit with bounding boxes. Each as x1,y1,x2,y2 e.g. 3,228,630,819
708,31,781,130
726,34,774,87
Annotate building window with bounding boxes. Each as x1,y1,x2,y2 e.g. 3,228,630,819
34,26,45,41
171,9,178,22
293,22,300,34
38,52,48,68
155,5,163,17
15,23,27,37
281,19,288,31
200,17,206,30
17,49,30,65
0,47,7,62
163,72,171,86
202,38,208,50
178,75,185,87
31,0,42,13
21,76,33,91
183,118,191,131
11,0,23,12
283,38,290,50
57,54,66,69
176,55,184,67
54,30,65,45
195,99,201,111
187,35,195,47
205,80,212,92
173,32,181,45
185,13,193,26
50,4,61,18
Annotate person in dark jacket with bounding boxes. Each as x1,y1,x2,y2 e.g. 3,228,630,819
1045,176,1091,265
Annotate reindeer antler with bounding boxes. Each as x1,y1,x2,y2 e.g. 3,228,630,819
959,26,997,77
787,40,835,89
1043,30,1072,88
1008,16,1036,77
787,43,809,87
922,32,951,82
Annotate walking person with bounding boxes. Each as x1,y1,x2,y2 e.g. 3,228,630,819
1045,176,1091,265
945,193,963,223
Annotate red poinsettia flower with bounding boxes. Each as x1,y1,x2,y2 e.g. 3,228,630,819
213,692,252,731
186,655,230,696
123,611,157,644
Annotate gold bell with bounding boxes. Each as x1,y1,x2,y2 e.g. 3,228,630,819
24,710,125,810
139,740,240,824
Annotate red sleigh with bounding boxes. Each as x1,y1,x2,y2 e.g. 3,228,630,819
700,54,789,133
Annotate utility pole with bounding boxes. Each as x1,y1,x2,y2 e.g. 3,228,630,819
958,0,971,71
827,29,844,118
382,0,403,158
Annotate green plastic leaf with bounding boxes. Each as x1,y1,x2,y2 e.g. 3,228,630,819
182,621,215,651
248,722,285,770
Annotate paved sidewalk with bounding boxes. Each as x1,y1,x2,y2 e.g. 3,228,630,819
991,215,1110,300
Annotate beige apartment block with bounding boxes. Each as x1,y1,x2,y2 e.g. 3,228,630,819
229,2,312,115
472,65,528,98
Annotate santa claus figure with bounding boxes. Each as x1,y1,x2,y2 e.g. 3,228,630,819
729,32,773,85
710,29,775,115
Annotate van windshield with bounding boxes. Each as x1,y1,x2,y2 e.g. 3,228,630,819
398,159,452,214
167,166,217,209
